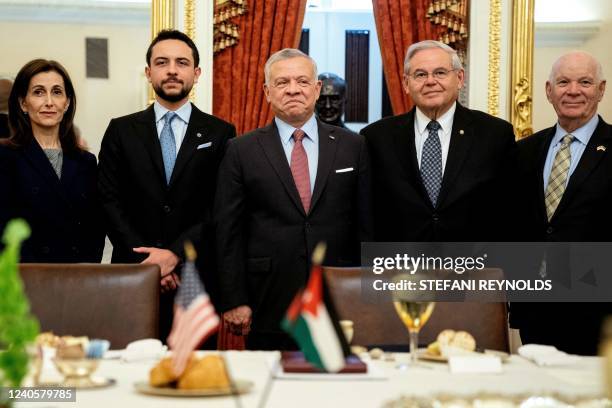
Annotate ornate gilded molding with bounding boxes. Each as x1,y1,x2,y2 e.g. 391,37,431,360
151,0,174,39
487,0,501,117
150,0,175,104
511,0,535,139
184,0,195,39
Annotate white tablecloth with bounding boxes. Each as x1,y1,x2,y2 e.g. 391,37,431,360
16,351,605,408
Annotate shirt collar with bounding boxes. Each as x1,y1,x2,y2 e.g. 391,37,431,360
153,100,192,125
553,114,599,146
275,114,318,146
415,102,457,134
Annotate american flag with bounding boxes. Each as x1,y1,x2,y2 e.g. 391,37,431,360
167,244,220,376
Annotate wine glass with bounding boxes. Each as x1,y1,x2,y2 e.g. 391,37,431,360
391,273,436,369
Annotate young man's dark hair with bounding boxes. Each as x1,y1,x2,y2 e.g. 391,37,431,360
146,29,200,67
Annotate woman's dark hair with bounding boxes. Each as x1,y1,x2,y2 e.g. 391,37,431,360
7,59,81,153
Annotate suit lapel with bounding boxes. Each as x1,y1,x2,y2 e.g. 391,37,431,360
137,105,166,184
22,140,69,204
257,122,306,216
60,152,79,191
553,117,612,218
392,110,420,181
437,104,476,208
536,127,557,222
391,110,430,203
170,104,209,187
310,120,339,212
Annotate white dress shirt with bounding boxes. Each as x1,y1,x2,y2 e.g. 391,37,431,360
275,114,319,194
414,102,456,174
542,114,599,190
153,100,192,157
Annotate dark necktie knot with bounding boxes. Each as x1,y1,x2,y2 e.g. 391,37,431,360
293,129,306,143
426,120,441,132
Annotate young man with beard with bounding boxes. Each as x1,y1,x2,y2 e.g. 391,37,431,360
98,30,235,342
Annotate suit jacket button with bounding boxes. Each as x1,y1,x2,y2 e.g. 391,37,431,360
432,214,439,222
156,242,163,247
163,205,171,213
546,226,554,234
41,246,50,254
304,222,311,229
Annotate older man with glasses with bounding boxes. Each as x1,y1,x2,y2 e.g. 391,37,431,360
361,40,517,242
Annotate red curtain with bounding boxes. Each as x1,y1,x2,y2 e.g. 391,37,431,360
372,0,443,115
213,0,307,135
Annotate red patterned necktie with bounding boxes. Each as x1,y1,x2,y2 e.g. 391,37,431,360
290,129,311,213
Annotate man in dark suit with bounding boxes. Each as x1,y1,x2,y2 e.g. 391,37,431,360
215,48,371,350
361,40,516,242
511,51,611,355
98,30,236,341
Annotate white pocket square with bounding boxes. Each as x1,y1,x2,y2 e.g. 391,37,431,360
335,167,354,173
197,142,212,150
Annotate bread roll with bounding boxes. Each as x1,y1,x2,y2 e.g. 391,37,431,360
178,355,230,390
149,357,178,387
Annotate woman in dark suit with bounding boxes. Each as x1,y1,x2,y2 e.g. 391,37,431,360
0,59,104,262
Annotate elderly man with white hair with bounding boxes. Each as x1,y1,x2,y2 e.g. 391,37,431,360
361,40,516,242
512,51,611,355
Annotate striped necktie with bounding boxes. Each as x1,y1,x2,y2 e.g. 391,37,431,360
545,134,574,221
290,129,311,213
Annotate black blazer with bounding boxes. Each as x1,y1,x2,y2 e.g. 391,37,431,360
516,116,612,242
511,117,612,355
0,140,104,262
215,120,372,335
360,103,516,242
98,103,236,264
0,113,9,138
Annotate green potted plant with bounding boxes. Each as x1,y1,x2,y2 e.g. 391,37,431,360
0,219,39,407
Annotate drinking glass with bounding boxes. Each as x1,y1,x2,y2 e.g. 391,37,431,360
391,273,436,368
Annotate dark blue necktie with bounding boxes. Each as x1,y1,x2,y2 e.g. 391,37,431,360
420,120,442,207
160,112,177,185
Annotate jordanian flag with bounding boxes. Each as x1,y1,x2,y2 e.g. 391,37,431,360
282,264,345,373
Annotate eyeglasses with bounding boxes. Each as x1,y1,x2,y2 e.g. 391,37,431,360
408,68,458,82
270,78,315,90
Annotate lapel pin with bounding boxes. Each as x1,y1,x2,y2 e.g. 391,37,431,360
597,145,606,152
196,132,202,138
459,129,465,135
329,135,335,140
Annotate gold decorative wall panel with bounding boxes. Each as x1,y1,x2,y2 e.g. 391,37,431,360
510,0,535,139
151,0,175,39
487,0,501,117
149,0,176,104
184,0,195,39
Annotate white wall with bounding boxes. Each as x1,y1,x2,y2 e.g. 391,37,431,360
533,21,612,132
532,0,612,132
0,21,149,156
303,9,382,132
